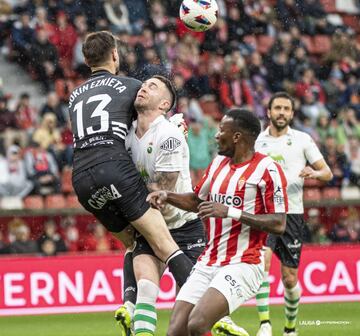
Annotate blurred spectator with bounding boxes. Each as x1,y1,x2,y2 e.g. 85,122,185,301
30,29,62,92
0,95,20,149
104,0,131,34
248,51,268,82
289,46,312,82
187,118,213,186
346,136,360,187
324,29,360,64
323,64,349,115
219,63,254,109
123,0,148,34
148,0,173,34
266,51,292,92
295,68,326,104
15,92,38,135
40,91,68,127
49,11,78,70
250,75,271,120
305,208,331,244
24,141,60,195
226,4,249,43
63,222,80,252
80,222,114,253
322,135,350,187
60,120,73,168
10,12,35,66
0,230,9,254
39,238,57,256
316,115,337,144
336,106,360,146
32,113,65,166
275,0,304,31
329,209,352,243
300,0,334,35
300,91,329,127
37,219,67,254
72,14,90,77
120,50,141,78
347,207,360,242
185,63,212,98
0,145,33,198
243,0,274,35
32,6,53,33
8,223,39,254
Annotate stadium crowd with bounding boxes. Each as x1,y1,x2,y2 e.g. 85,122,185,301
0,0,360,253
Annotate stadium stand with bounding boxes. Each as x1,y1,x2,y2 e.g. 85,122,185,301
0,0,360,249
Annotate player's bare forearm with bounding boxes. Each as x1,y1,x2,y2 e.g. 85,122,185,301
166,191,202,213
300,159,333,182
316,166,333,182
148,171,179,192
241,212,286,235
197,201,286,235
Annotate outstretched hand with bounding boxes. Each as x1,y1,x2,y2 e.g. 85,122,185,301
146,190,168,210
299,166,319,179
198,201,228,220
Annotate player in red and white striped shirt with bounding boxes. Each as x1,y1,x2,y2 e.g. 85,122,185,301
148,109,288,336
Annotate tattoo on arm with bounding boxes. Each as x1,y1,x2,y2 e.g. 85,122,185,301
148,171,179,192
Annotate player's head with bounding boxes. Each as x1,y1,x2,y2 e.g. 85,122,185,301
82,31,119,73
267,92,295,131
134,75,176,114
216,108,261,157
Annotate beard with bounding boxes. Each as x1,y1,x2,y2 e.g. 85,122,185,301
270,115,290,131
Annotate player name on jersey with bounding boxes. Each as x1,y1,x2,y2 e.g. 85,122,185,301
69,76,127,109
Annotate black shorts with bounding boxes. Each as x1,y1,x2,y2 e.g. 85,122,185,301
267,214,305,268
72,160,150,233
133,218,206,264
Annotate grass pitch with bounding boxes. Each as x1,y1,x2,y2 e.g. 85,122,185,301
1,302,359,336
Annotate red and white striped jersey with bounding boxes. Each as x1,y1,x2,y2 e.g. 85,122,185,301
194,152,288,267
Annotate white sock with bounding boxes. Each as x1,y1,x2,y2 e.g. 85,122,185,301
134,279,159,335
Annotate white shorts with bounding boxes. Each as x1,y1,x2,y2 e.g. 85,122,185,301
176,262,264,314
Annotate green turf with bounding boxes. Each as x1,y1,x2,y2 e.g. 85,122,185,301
1,302,359,335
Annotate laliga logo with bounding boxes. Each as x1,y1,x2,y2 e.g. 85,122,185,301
210,193,242,207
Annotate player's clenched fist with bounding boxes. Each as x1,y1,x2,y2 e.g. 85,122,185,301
147,190,168,209
198,201,228,220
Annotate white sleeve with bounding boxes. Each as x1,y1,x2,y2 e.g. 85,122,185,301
303,133,323,165
155,127,185,172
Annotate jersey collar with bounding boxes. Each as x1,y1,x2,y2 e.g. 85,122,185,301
91,69,112,77
131,114,165,132
149,115,165,128
265,126,293,137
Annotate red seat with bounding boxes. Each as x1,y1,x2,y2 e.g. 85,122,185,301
256,35,275,54
322,187,341,200
45,194,67,209
304,178,324,188
342,15,360,33
320,0,337,13
23,195,44,210
300,35,315,54
312,35,332,54
66,194,82,209
61,168,73,194
303,188,322,202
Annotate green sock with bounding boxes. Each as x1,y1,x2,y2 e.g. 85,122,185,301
134,279,159,335
284,283,301,330
256,272,270,322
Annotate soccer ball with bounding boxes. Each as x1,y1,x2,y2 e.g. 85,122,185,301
179,0,218,32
